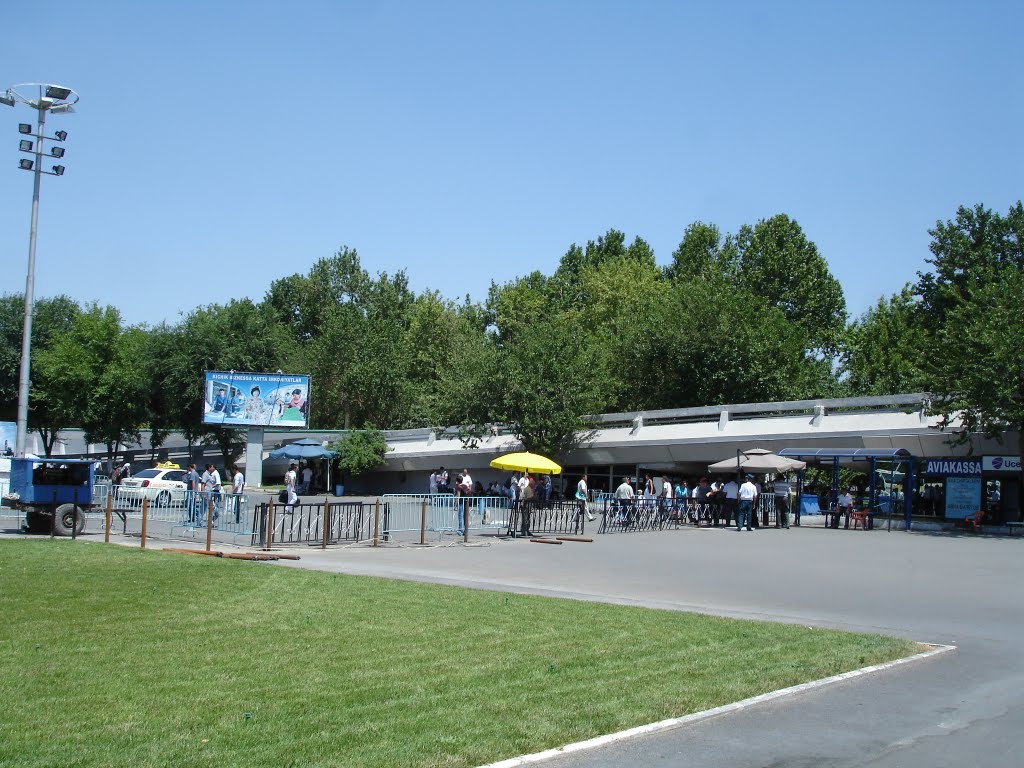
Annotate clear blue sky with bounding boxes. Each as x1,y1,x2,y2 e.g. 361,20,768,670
3,1,1022,327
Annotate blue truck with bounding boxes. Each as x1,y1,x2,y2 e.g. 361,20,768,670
4,457,96,536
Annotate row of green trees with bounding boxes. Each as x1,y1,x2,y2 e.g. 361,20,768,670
1,205,1021,466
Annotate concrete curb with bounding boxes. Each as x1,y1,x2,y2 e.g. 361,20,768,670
476,642,956,768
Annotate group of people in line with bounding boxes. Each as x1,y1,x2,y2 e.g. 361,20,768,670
607,473,794,530
183,462,246,526
428,467,564,504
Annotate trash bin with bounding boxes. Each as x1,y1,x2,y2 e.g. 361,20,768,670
335,484,344,497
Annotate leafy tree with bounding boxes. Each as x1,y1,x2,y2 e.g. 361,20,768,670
664,221,731,282
732,214,847,354
551,229,657,309
919,203,1024,504
329,429,388,479
0,294,79,424
81,325,150,459
32,304,135,458
841,286,928,396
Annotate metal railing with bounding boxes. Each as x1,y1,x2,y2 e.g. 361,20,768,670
381,494,514,539
508,499,590,537
251,501,368,546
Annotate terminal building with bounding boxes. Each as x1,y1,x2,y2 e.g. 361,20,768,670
4,393,1020,526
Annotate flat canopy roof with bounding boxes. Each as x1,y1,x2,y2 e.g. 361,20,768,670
778,448,913,459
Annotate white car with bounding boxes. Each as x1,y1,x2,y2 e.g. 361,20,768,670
116,468,189,507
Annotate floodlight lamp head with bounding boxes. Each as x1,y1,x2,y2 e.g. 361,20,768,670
19,123,32,135
54,130,67,142
45,85,72,100
50,146,65,158
20,140,33,152
48,104,75,115
0,91,15,107
52,165,65,176
19,159,33,170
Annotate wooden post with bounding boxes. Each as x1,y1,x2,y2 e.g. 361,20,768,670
140,497,149,549
321,497,329,550
419,498,427,545
205,497,214,552
265,502,275,550
373,498,380,547
104,491,112,544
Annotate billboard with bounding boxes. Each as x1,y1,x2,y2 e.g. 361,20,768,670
203,371,310,428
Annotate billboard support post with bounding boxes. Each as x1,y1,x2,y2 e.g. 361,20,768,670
246,427,264,488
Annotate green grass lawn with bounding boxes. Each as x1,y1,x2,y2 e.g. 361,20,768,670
0,539,919,768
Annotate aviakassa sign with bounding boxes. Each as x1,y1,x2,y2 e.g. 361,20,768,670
925,458,981,476
983,456,1022,472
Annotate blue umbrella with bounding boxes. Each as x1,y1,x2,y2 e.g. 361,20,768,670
268,439,337,460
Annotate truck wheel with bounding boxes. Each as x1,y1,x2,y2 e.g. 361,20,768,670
53,504,85,537
156,490,171,507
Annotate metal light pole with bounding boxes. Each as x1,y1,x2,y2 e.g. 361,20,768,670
2,83,78,457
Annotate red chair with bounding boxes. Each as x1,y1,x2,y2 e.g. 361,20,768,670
850,509,870,530
961,510,984,533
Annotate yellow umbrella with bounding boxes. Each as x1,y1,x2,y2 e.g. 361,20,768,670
489,452,562,475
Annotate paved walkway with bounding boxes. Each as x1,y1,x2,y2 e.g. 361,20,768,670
7,519,1021,766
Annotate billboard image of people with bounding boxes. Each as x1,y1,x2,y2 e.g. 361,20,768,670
203,372,311,427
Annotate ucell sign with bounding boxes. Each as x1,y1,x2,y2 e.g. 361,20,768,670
983,456,1021,472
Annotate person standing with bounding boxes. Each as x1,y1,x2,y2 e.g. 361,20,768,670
201,463,222,524
737,474,757,531
773,475,792,529
301,464,313,494
284,463,298,513
184,462,201,525
722,476,739,527
429,470,438,495
576,473,593,522
230,465,245,523
659,476,674,521
614,476,635,524
437,466,450,494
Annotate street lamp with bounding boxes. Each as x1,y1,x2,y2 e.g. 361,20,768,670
2,83,79,457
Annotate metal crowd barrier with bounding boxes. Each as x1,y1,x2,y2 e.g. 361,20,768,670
251,500,368,547
95,489,254,542
381,494,514,539
508,499,589,537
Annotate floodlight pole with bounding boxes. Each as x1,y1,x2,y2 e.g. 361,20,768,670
15,106,45,458
3,83,78,458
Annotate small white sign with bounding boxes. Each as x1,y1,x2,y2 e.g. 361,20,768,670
982,456,1021,473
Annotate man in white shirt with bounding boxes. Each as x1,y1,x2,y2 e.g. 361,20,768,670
230,465,245,523
737,474,757,531
461,469,473,490
836,488,854,529
284,463,298,513
301,464,313,494
201,463,222,523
